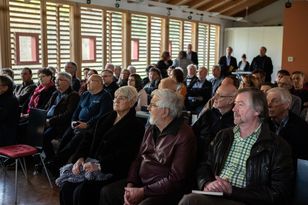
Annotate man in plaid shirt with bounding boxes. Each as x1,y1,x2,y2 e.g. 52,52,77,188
180,88,294,205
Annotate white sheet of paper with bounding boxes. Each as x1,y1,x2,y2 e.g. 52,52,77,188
191,190,223,196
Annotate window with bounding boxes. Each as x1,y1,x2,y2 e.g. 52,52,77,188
46,2,71,72
169,19,181,59
198,23,220,75
183,21,192,50
106,11,123,67
9,0,41,83
82,36,96,62
150,17,162,65
15,33,39,65
131,14,147,75
131,39,139,61
81,7,104,73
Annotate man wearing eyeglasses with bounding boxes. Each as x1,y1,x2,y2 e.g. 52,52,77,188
180,88,294,205
100,89,197,205
43,72,80,165
193,84,237,163
101,69,119,99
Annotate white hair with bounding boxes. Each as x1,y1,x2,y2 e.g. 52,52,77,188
115,86,138,104
151,89,184,118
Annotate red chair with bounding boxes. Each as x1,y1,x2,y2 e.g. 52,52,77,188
0,108,53,204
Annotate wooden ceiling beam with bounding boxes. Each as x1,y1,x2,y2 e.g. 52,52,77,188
166,0,190,5
186,0,212,10
213,0,247,13
223,0,264,16
197,0,232,11
233,0,278,17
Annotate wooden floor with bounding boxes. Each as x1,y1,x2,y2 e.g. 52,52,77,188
0,165,59,205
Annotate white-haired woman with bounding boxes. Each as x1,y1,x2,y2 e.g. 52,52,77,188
60,86,145,205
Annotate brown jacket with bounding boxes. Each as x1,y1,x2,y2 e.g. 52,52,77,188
127,118,197,197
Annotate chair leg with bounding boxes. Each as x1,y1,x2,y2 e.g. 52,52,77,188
39,154,53,188
14,158,18,205
18,158,27,179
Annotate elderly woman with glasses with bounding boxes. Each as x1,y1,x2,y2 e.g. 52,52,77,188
59,86,145,205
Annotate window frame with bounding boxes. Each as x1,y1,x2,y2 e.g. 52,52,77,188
15,32,39,65
131,38,139,62
81,35,97,63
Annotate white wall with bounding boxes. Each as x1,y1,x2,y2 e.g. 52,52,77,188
224,26,283,82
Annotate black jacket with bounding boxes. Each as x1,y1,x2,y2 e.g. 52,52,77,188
0,92,19,146
45,87,80,135
269,112,308,160
219,56,237,77
193,108,234,162
73,108,145,180
250,55,273,82
188,51,198,66
186,78,212,112
13,80,37,113
197,123,294,205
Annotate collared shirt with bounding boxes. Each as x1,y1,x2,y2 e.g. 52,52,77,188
273,116,289,136
219,124,261,188
47,92,65,117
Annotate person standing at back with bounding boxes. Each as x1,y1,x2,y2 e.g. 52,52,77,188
218,46,237,77
250,46,273,82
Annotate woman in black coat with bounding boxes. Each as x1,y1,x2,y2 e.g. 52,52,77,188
60,86,145,205
0,75,19,146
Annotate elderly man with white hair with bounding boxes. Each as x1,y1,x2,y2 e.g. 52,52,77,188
267,87,308,160
100,89,197,205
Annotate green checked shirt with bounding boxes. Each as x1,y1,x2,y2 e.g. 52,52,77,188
219,124,261,188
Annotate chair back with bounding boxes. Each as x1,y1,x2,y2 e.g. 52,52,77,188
294,159,308,205
26,108,47,148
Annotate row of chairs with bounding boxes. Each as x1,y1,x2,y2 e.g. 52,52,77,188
0,108,307,204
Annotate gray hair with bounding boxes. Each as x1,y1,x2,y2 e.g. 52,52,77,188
65,61,78,73
127,65,136,74
187,64,197,71
57,72,72,85
212,64,221,70
267,87,292,108
115,86,138,104
152,89,184,118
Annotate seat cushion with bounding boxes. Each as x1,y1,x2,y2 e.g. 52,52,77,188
0,144,37,158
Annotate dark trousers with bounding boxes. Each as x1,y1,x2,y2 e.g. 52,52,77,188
100,179,183,205
60,180,110,205
43,127,58,161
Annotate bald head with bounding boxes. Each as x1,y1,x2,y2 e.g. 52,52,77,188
158,78,177,92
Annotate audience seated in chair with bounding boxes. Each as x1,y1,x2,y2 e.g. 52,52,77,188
59,86,145,205
0,75,19,146
277,75,302,115
101,69,119,99
127,74,148,111
65,61,81,92
186,66,212,114
26,68,56,114
100,89,196,205
42,72,80,163
179,88,294,205
193,84,237,163
56,74,113,167
267,87,308,161
13,67,37,114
